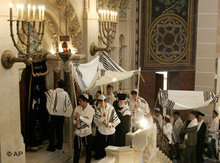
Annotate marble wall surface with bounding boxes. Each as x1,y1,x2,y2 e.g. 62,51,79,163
0,0,26,162
195,0,219,92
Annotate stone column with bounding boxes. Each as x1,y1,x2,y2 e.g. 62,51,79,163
0,3,26,161
64,69,74,156
83,0,99,61
195,0,219,118
0,62,26,163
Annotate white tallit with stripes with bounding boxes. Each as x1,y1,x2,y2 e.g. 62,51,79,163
94,103,120,135
159,90,217,110
73,104,95,137
45,88,73,117
71,51,138,92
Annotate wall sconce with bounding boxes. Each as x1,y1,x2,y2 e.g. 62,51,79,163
90,9,117,56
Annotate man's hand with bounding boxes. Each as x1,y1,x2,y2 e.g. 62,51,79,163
105,122,109,127
76,112,80,118
135,104,138,110
103,112,106,117
76,120,81,125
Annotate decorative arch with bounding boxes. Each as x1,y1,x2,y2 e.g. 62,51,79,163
31,0,83,53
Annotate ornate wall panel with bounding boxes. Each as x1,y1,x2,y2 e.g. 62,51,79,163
141,0,198,71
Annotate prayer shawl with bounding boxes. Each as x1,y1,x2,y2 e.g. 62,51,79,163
197,120,204,132
154,115,163,129
172,117,183,144
94,103,120,135
71,51,138,92
118,104,131,116
159,90,217,110
129,97,152,126
163,123,173,144
73,104,95,137
45,88,73,117
106,93,116,105
114,102,131,146
184,118,198,141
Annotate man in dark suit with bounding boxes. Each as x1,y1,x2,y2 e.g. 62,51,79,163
113,93,131,146
181,111,198,163
196,112,206,162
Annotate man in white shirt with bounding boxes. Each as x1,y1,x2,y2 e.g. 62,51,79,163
73,94,95,163
105,84,116,105
208,110,219,160
129,89,152,132
94,95,120,159
162,115,173,159
45,80,73,152
172,111,183,159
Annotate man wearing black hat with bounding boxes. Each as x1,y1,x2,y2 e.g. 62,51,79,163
73,94,95,163
181,111,198,163
113,93,131,146
94,95,120,159
196,112,206,162
207,110,219,160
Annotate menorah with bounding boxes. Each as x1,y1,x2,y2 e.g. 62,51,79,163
1,3,45,69
90,9,117,56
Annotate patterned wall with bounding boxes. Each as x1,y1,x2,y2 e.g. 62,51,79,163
141,0,198,71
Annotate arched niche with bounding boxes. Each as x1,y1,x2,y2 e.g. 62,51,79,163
30,0,83,54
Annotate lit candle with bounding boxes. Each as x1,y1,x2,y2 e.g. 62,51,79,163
27,4,31,21
16,3,20,20
20,4,24,20
115,12,117,22
42,5,45,21
38,6,42,21
103,10,106,21
9,3,13,20
101,10,104,21
110,10,113,22
107,10,109,21
32,5,36,21
98,9,101,19
114,12,116,22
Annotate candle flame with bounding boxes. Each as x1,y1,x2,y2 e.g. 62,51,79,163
9,3,13,8
16,3,20,9
20,4,24,9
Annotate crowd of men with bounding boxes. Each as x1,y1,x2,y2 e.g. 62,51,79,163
154,107,219,163
46,80,220,163
71,84,152,163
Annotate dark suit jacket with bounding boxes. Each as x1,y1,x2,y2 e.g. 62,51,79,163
181,126,198,146
197,122,206,146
